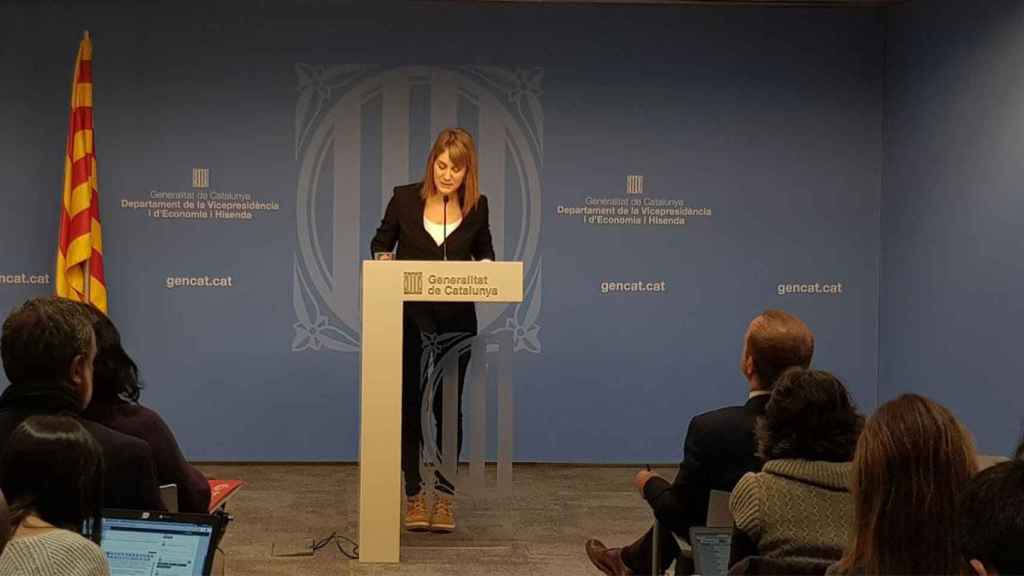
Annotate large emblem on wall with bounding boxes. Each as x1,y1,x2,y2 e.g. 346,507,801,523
292,66,543,353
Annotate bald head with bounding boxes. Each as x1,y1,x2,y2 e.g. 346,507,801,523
742,310,814,390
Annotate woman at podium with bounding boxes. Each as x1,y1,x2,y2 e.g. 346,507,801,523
370,128,495,533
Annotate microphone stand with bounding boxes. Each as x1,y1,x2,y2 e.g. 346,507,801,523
442,195,449,261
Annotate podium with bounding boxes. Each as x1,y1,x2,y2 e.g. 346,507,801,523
359,260,523,563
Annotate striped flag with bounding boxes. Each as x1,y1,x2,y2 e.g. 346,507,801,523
56,31,107,312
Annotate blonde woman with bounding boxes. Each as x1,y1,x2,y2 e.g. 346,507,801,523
828,394,978,575
371,128,495,533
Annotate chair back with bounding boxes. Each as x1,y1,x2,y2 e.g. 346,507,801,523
977,454,1010,471
706,490,733,527
159,483,179,513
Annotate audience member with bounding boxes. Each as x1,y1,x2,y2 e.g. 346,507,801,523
829,394,977,575
79,305,211,513
586,309,814,576
729,368,862,566
958,449,1024,576
0,297,164,511
0,415,109,576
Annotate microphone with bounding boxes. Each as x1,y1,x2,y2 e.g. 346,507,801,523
442,195,449,261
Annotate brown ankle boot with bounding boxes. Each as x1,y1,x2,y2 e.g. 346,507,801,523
404,493,429,531
430,494,455,532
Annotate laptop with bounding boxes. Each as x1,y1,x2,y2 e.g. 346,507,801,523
100,509,221,576
689,526,732,576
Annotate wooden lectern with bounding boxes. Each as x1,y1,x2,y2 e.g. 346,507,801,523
359,260,523,563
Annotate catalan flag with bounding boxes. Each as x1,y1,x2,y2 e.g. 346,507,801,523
56,31,107,312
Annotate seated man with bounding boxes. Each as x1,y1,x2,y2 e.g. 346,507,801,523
0,297,164,511
586,310,815,575
958,450,1024,576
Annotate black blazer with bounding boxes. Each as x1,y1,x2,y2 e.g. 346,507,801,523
370,183,496,335
642,394,769,539
371,183,495,262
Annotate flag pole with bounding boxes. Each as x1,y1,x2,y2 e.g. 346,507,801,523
83,29,91,305
84,259,91,303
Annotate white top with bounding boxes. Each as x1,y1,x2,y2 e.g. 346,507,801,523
423,216,461,246
0,530,109,576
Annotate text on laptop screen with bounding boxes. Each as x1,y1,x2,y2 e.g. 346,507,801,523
101,518,213,576
692,531,731,576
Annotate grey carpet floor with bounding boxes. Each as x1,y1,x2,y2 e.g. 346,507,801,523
195,463,670,575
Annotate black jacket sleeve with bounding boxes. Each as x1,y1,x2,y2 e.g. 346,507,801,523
471,196,496,261
119,439,166,511
642,416,711,538
89,422,166,511
370,189,401,256
137,446,167,511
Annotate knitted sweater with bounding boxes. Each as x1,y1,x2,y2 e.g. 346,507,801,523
730,459,853,563
0,530,109,576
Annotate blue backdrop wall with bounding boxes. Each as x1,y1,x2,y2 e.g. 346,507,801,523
881,0,1024,456
0,1,883,461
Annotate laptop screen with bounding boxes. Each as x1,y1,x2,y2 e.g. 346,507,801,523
690,527,732,576
101,513,215,576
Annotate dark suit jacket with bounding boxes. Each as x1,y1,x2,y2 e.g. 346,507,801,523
0,407,165,511
84,401,211,513
642,394,769,539
370,183,496,335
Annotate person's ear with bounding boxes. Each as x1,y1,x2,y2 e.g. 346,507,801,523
69,352,93,409
742,353,754,380
70,353,87,387
969,559,992,576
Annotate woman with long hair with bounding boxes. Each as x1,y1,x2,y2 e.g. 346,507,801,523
371,128,495,533
829,394,978,575
0,415,108,575
79,305,211,513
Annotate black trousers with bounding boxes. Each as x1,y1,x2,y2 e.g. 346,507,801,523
401,314,472,497
620,523,684,575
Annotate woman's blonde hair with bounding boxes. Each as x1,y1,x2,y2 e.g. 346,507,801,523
419,128,480,216
835,394,977,575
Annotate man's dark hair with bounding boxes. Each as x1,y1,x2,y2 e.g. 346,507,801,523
77,303,143,403
1,297,93,386
757,368,863,462
959,459,1024,574
0,415,104,543
748,309,814,389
